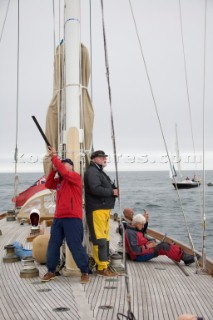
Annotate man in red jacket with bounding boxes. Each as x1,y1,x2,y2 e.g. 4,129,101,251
41,147,90,283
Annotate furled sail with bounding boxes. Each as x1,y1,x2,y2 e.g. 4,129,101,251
43,43,94,176
43,44,64,175
81,44,94,168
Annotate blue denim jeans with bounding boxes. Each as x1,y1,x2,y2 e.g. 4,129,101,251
46,218,89,274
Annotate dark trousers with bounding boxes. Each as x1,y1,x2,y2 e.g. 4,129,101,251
46,218,89,274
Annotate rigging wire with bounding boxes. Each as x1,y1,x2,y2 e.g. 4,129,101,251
128,0,199,266
89,0,93,103
178,0,197,173
0,0,11,43
79,1,95,254
179,0,208,271
100,2,135,320
52,0,64,157
178,1,204,265
52,0,56,53
174,123,182,179
99,0,121,211
201,0,207,271
13,0,20,209
82,0,94,158
57,0,63,155
52,0,61,152
99,0,125,263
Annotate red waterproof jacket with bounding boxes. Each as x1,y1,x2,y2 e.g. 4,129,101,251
45,156,83,219
125,227,154,260
125,227,183,262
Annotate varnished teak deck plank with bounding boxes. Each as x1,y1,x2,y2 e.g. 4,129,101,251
0,218,213,320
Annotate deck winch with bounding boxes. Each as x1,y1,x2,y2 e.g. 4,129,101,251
20,256,39,278
110,253,123,268
3,244,19,263
6,210,16,222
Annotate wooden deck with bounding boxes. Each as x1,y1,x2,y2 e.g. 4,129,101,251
0,216,213,320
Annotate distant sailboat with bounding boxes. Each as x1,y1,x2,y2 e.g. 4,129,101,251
172,178,200,189
171,124,200,189
207,182,213,186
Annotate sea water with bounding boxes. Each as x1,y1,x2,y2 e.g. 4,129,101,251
1,171,213,258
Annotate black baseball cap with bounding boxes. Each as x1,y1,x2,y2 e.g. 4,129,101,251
62,158,74,166
91,150,108,159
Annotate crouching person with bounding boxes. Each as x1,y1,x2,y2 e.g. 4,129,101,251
125,214,195,265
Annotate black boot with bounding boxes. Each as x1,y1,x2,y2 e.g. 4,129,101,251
181,252,195,266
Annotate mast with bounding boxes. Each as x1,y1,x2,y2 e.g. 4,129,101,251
64,0,82,173
63,0,83,272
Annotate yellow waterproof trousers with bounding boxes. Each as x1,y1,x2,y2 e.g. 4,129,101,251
91,209,110,271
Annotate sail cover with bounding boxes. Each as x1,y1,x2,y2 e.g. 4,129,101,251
44,43,94,175
81,44,94,167
43,44,64,175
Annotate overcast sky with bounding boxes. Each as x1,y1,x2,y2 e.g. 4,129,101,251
0,0,213,172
